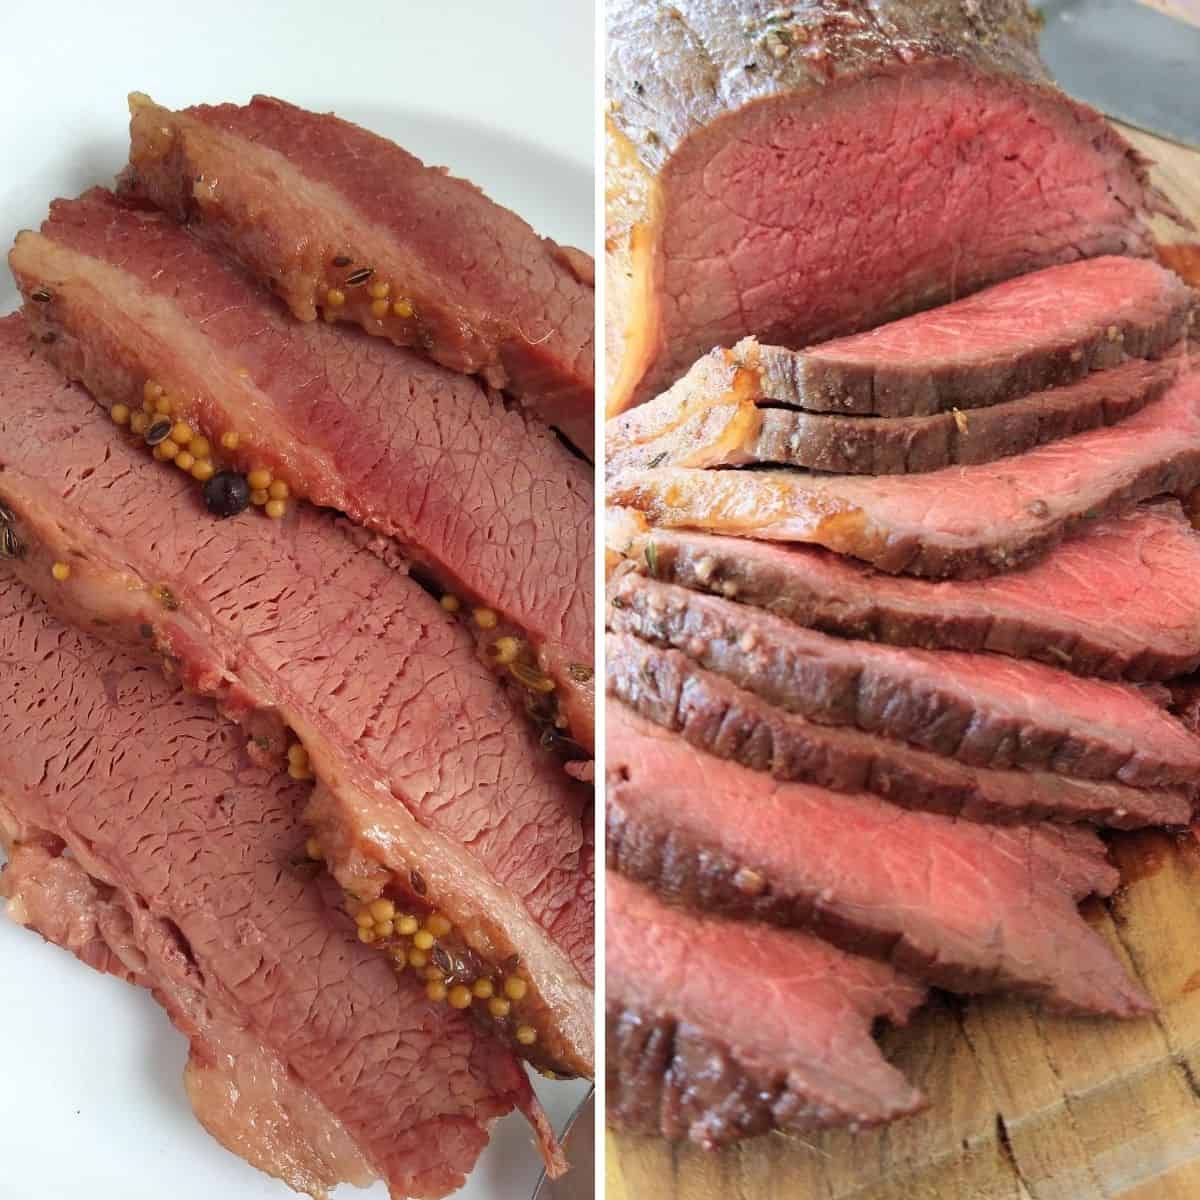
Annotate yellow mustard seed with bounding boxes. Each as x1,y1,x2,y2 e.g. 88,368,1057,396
250,489,269,507
369,898,396,923
426,913,452,938
515,1025,537,1046
220,431,241,452
130,412,150,436
448,985,472,1010
326,288,346,308
473,607,498,630
191,460,215,483
170,421,193,445
392,298,414,319
174,451,196,472
268,480,289,501
472,978,495,1000
154,396,173,416
487,996,511,1019
143,380,164,402
189,436,212,460
247,468,273,491
413,929,435,951
426,980,448,1003
489,636,521,666
370,298,390,319
408,948,428,969
367,280,391,300
143,397,156,414
111,403,131,426
358,926,376,944
287,761,313,781
503,975,528,1001
355,908,375,929
396,914,419,936
154,440,180,461
305,837,322,860
375,919,395,938
265,499,287,520
440,593,461,613
287,743,309,766
51,562,71,582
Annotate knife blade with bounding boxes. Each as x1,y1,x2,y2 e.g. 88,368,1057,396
1040,0,1200,148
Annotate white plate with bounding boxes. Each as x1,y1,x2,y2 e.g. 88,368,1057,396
0,2,594,1197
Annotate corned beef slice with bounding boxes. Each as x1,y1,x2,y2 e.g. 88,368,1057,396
609,371,1200,577
626,504,1200,682
607,348,1181,476
9,189,595,754
0,315,592,1076
606,0,1174,413
606,707,1147,1017
122,94,595,452
607,574,1200,788
605,873,926,1146
0,577,557,1199
606,632,1191,828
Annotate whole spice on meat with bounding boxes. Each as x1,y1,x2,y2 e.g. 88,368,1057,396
202,470,251,518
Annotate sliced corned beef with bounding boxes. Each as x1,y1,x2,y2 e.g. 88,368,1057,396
10,189,595,754
0,315,592,1076
625,504,1200,682
606,0,1177,412
606,707,1146,1017
0,576,559,1198
609,369,1200,577
607,574,1200,788
606,632,1191,828
122,94,594,452
605,873,926,1146
607,349,1180,476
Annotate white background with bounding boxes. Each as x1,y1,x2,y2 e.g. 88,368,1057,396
0,2,594,1197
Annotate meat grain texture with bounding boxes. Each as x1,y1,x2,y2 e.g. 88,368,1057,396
0,315,593,1077
0,576,558,1199
606,0,1174,412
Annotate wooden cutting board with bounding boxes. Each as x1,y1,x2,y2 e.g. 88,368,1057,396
606,11,1200,1195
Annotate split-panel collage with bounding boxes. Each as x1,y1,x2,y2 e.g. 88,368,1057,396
0,1,1196,1197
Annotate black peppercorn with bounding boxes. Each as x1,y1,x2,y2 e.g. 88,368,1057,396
202,470,251,518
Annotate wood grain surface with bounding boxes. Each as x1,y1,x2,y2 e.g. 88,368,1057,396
606,6,1200,1195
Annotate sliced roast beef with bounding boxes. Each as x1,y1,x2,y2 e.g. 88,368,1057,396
607,707,1146,1016
608,348,1180,476
606,633,1190,828
625,504,1200,682
121,94,594,451
610,369,1200,577
0,576,559,1197
606,873,926,1145
0,314,591,1076
607,573,1200,788
606,0,1179,413
750,258,1192,419
10,188,594,754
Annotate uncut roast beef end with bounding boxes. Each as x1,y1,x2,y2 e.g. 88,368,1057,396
606,873,926,1146
606,0,1179,413
0,575,561,1198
